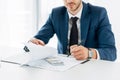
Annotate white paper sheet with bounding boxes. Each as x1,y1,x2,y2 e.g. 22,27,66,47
1,54,83,71
24,43,57,61
26,55,83,71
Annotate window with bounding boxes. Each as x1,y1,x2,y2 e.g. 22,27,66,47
0,0,37,47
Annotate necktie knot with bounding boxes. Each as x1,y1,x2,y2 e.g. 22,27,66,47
71,17,78,24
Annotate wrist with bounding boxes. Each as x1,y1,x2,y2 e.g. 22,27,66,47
88,48,97,59
87,48,93,59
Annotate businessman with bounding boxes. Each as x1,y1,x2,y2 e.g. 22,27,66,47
29,0,116,61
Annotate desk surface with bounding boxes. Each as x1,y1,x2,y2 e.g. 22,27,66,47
0,46,120,80
1,59,120,80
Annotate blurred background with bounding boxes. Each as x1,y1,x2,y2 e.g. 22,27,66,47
0,0,119,62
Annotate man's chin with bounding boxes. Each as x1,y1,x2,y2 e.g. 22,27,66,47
68,8,76,12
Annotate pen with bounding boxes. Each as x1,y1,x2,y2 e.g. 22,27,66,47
80,59,90,64
67,42,82,57
67,49,70,57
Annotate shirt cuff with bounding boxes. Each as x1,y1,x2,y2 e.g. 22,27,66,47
94,49,100,60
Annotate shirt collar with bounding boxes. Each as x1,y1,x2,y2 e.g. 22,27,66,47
68,4,83,19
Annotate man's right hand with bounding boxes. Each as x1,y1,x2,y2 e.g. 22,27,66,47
29,38,45,46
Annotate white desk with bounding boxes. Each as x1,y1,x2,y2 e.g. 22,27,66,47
0,46,120,80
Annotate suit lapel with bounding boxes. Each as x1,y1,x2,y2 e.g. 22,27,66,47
80,2,90,46
59,8,69,50
61,12,69,43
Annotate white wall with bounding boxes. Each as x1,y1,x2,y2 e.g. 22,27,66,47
0,0,37,47
38,0,63,48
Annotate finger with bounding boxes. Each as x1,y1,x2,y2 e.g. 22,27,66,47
70,46,82,53
73,53,86,60
29,39,45,46
71,51,81,56
76,56,85,60
38,40,45,46
71,50,87,60
70,45,78,49
72,53,83,60
30,40,38,44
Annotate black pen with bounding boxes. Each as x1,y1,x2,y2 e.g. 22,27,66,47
67,47,71,57
78,42,82,46
67,39,84,57
67,42,82,57
81,59,90,64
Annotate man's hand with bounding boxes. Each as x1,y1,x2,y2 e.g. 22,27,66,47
29,38,45,46
70,45,97,60
70,45,89,60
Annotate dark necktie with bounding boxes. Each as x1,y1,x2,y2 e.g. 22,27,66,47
69,17,78,46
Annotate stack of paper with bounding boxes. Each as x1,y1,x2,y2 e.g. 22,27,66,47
1,43,83,71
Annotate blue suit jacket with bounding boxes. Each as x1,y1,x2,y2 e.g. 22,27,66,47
35,2,116,61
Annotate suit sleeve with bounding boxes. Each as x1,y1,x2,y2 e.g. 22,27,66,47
34,13,55,44
96,8,116,61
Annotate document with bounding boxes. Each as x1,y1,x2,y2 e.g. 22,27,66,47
1,43,83,71
23,42,57,61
